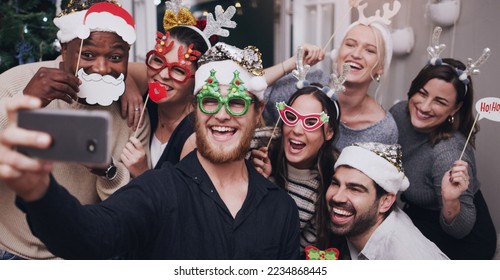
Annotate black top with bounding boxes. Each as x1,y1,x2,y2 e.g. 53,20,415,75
147,101,195,167
18,151,301,260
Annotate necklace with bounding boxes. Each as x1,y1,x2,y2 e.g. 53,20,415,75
340,104,364,125
341,111,362,125
341,98,366,126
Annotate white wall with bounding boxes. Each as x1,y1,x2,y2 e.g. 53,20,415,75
122,0,157,62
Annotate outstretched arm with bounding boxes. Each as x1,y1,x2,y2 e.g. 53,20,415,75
264,44,324,86
0,95,52,201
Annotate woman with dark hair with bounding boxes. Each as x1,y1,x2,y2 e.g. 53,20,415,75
252,84,341,257
119,1,230,176
390,58,497,259
120,25,209,177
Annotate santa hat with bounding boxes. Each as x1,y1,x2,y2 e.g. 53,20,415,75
54,2,136,45
195,42,267,101
334,142,409,194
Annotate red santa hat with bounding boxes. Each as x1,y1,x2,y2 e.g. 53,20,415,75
54,2,136,45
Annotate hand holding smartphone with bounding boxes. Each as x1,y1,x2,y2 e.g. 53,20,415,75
17,109,111,167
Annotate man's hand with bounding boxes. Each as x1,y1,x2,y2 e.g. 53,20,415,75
0,95,53,201
23,67,80,107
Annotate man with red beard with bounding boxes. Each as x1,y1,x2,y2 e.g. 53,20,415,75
0,42,300,259
326,142,448,259
0,1,150,260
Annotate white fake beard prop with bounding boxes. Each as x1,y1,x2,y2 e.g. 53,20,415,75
77,68,125,106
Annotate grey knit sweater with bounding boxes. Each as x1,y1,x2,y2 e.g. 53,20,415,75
336,113,398,151
390,101,478,239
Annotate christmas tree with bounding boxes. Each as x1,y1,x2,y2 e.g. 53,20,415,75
0,0,69,73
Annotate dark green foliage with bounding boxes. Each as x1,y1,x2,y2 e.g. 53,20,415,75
0,0,66,73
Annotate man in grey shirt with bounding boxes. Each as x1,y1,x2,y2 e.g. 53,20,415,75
326,142,448,260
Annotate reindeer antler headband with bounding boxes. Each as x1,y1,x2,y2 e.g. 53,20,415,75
163,0,236,48
427,26,491,95
293,46,350,100
356,0,401,25
292,46,350,121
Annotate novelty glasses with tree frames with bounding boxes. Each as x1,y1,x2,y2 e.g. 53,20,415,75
145,50,194,83
197,90,254,117
197,69,255,117
276,101,330,132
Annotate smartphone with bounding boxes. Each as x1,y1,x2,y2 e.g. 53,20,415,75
17,108,112,167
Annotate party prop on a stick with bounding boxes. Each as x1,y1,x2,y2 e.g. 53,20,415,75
265,46,313,149
133,96,149,138
266,47,349,149
457,48,491,160
460,95,499,161
304,245,339,260
57,2,136,107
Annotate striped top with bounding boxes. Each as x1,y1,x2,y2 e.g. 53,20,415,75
285,164,320,252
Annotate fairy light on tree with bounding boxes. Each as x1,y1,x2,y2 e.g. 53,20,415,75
0,0,62,73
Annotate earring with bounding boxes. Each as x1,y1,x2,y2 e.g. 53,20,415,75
448,115,454,124
374,74,381,83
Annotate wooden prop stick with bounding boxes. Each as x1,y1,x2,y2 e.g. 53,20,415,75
72,38,84,106
74,39,84,76
266,118,280,150
459,113,480,161
133,96,150,139
322,8,352,52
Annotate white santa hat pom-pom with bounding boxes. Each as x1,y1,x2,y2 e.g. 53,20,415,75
248,76,268,101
